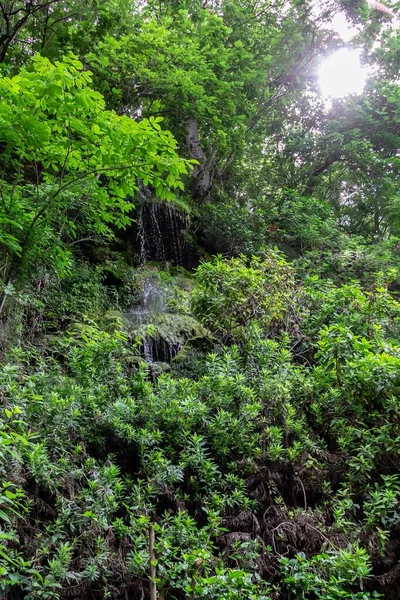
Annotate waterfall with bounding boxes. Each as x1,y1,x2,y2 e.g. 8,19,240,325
125,276,182,366
140,336,183,364
123,193,200,367
134,200,198,268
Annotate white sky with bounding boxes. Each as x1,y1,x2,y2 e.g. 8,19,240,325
318,11,367,98
318,5,398,98
319,48,369,98
331,12,360,42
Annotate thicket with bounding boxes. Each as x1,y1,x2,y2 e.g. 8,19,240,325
0,1,399,599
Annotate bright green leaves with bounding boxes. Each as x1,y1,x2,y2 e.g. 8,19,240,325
0,53,190,278
191,252,295,341
281,546,380,600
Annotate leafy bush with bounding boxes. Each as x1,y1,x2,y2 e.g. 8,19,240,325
192,252,295,341
281,545,381,599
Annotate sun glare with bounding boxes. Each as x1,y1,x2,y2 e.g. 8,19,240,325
319,48,368,98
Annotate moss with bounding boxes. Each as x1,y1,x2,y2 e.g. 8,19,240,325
125,312,209,347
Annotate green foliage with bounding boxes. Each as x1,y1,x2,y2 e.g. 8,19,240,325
296,235,400,288
0,317,269,597
281,545,381,599
0,53,190,280
0,1,399,599
192,252,295,341
86,9,247,148
2,251,400,597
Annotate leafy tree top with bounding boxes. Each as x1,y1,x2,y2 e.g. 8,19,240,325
0,53,191,271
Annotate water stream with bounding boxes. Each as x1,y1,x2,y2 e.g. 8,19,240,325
135,200,197,268
126,277,182,365
125,193,199,366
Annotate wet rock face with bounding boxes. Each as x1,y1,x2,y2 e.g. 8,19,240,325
124,275,196,367
142,336,182,364
135,201,198,269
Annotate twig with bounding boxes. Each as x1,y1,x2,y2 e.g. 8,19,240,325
149,523,157,600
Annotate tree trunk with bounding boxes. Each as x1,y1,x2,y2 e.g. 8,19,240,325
186,117,214,201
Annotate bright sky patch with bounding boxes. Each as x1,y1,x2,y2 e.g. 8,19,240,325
319,48,368,98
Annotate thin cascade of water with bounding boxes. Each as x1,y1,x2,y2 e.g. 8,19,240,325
137,206,147,264
134,199,196,267
139,335,183,365
168,204,183,265
127,200,198,365
143,338,154,363
126,276,184,365
152,203,166,262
